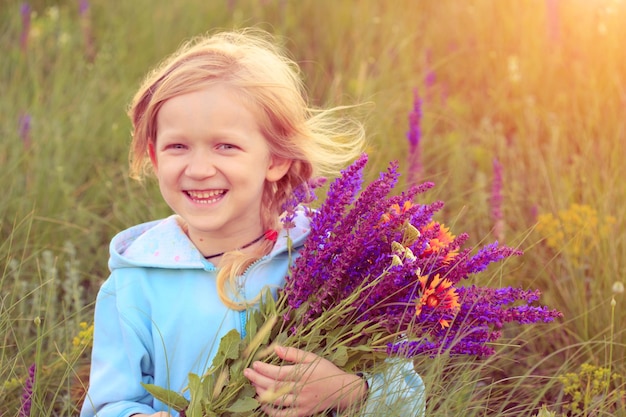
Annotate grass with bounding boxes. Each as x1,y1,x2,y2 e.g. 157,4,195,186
1,0,625,415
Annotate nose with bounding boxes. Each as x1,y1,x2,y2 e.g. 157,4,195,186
185,150,217,179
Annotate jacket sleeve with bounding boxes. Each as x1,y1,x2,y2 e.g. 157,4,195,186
358,359,426,417
80,277,158,417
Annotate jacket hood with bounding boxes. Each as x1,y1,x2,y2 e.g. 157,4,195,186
108,210,311,271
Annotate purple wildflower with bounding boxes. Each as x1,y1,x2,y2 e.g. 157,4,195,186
79,0,90,15
443,242,522,285
423,49,436,95
284,154,367,312
389,285,562,357
281,154,561,357
406,89,423,187
19,113,32,149
79,0,96,62
19,363,36,417
281,177,326,229
490,158,504,241
20,3,31,52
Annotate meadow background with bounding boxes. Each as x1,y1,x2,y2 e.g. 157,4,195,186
1,0,625,415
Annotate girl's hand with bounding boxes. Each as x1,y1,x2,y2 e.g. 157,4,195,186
131,413,172,417
243,345,367,417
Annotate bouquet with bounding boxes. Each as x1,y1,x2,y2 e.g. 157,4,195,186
144,153,562,416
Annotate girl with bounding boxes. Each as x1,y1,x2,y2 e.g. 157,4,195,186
81,29,424,417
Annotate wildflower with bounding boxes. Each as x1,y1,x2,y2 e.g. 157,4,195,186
19,113,32,149
559,363,624,413
281,177,325,229
612,282,624,295
536,204,616,265
72,321,94,350
406,89,423,186
421,222,454,254
415,273,460,328
78,0,96,62
20,3,31,52
19,363,36,417
423,49,436,90
79,0,90,15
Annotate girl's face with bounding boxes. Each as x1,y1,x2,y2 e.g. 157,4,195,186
150,84,290,252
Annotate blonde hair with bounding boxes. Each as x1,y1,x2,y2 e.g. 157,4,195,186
128,28,365,309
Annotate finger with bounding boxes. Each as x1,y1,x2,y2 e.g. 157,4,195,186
257,388,297,408
260,403,304,417
274,345,318,365
249,360,297,382
244,366,282,389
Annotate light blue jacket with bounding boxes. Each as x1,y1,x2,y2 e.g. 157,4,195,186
81,212,425,417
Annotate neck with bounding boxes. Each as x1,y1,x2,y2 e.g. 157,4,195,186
203,232,267,260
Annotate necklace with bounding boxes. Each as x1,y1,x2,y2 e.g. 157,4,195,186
203,232,267,260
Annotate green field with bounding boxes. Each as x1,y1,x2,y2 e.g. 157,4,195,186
2,0,625,415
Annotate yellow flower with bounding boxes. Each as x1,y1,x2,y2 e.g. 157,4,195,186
73,321,94,349
536,204,616,265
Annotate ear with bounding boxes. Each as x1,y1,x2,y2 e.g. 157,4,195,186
266,156,292,183
148,140,158,171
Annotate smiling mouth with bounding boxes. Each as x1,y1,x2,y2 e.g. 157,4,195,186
185,190,226,204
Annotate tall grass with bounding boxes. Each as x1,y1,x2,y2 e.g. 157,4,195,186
1,0,625,415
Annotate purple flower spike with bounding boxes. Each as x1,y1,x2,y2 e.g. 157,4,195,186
20,3,31,52
280,152,560,358
19,113,32,149
281,177,327,229
19,363,36,417
79,0,90,15
406,89,423,186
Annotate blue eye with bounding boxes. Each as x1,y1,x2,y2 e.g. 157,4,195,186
218,143,237,150
167,143,186,150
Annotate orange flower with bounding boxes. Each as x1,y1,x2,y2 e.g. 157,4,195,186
380,201,413,223
415,273,460,328
421,221,458,263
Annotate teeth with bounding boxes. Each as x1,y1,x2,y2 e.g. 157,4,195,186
187,190,225,203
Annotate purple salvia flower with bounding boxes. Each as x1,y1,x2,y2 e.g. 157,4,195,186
490,158,504,241
443,242,522,285
289,163,400,326
79,0,96,62
389,285,561,357
20,3,31,52
281,177,326,229
406,89,423,187
282,153,561,357
423,49,436,102
19,363,36,417
79,0,90,15
19,113,32,149
284,154,367,310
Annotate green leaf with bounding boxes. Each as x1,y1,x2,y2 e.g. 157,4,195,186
141,383,188,411
211,329,242,369
187,373,204,417
329,345,349,367
224,396,259,412
261,287,276,315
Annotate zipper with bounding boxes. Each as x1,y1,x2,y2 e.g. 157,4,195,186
237,256,267,339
